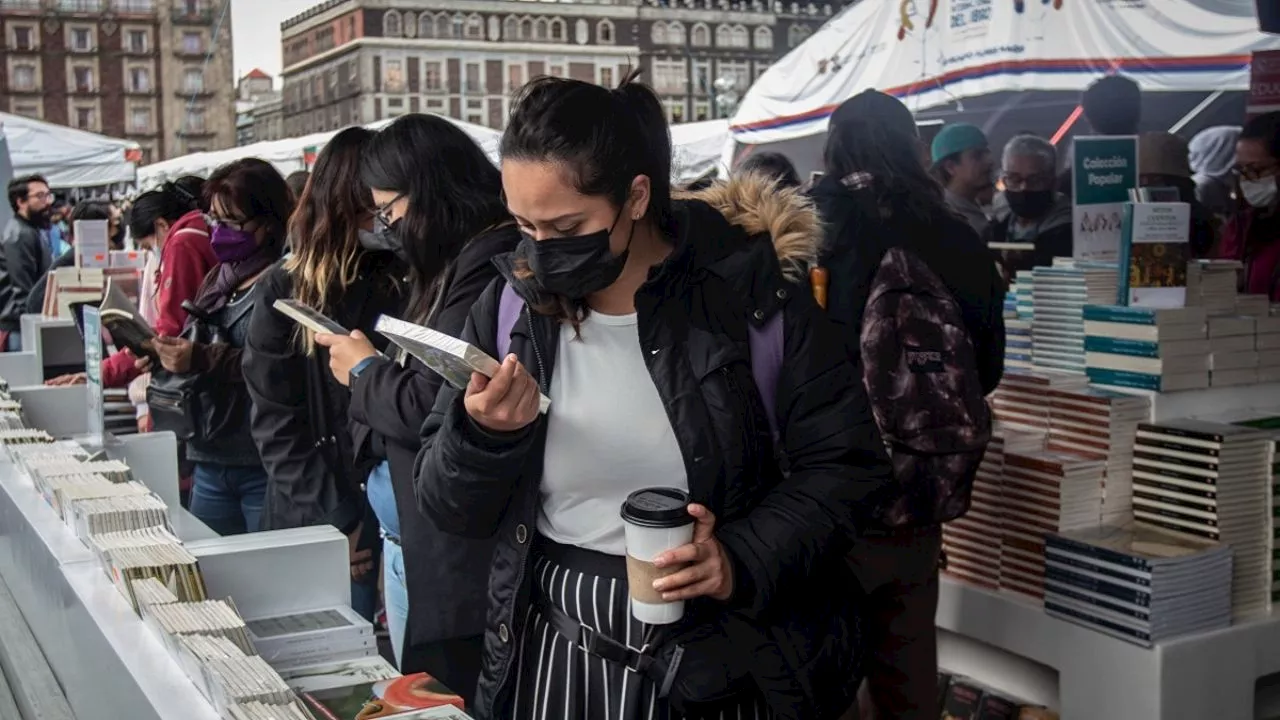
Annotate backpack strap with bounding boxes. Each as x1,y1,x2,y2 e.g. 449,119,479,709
496,281,523,359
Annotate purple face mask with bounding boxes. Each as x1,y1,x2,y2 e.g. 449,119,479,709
210,224,259,263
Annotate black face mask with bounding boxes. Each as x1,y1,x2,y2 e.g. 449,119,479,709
516,214,632,300
366,219,407,260
1005,190,1055,220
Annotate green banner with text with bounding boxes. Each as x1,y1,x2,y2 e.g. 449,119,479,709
1072,135,1138,261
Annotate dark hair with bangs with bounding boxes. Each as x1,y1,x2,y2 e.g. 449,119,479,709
204,158,293,259
500,70,672,324
361,113,508,321
128,175,204,240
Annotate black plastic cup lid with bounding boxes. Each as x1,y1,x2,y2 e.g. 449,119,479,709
620,487,692,529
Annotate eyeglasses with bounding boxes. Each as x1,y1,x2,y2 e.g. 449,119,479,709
374,193,404,230
29,191,52,202
1001,172,1054,192
203,213,251,231
1233,163,1280,182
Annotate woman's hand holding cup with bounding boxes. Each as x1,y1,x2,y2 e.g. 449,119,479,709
465,354,541,433
651,504,734,602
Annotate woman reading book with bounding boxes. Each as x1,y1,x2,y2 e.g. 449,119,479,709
305,115,518,700
415,73,892,719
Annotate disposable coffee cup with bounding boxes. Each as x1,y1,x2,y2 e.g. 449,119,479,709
621,487,695,625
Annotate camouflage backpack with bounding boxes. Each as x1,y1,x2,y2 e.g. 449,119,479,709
859,246,992,527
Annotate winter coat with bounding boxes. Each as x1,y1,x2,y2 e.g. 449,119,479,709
0,215,51,330
414,177,894,720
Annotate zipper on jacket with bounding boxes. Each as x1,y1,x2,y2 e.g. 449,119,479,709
720,366,761,461
526,308,548,394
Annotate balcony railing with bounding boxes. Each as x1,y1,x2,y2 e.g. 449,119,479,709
58,0,103,12
172,3,215,23
0,0,43,11
112,0,155,12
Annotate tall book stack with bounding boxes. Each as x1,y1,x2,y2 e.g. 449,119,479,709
1030,262,1119,372
1082,305,1209,392
990,369,1089,433
1047,388,1151,524
1132,419,1273,618
1256,307,1280,383
1006,272,1034,371
999,450,1106,603
1221,414,1280,605
1043,522,1232,647
1208,315,1259,387
1185,260,1241,313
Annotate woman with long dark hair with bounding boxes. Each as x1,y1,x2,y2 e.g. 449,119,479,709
415,74,891,720
1219,111,1280,300
312,114,516,691
244,127,402,621
151,159,291,535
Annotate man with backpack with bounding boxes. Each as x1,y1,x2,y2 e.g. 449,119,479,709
810,90,1006,720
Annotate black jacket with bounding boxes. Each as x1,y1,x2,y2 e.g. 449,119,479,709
243,250,407,533
0,216,51,330
414,177,894,720
811,175,1006,395
347,226,517,652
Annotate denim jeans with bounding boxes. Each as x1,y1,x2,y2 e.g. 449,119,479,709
189,463,267,536
4,331,21,352
383,536,409,667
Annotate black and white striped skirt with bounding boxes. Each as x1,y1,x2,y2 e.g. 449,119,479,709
511,537,773,720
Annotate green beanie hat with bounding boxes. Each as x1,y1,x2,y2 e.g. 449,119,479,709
931,123,988,165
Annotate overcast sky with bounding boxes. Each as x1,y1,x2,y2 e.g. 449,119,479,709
231,0,319,83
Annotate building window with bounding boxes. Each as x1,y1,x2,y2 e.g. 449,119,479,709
11,64,36,91
651,58,687,95
662,98,686,124
383,10,402,38
181,31,202,54
692,59,710,94
466,99,482,110
426,98,445,111
467,114,483,125
599,66,613,88
597,20,615,45
466,14,484,39
436,14,450,38
548,64,564,78
715,24,731,47
11,102,39,119
183,67,204,93
420,13,436,38
69,27,93,52
519,17,532,40
74,106,96,130
187,106,206,133
503,16,518,40
384,59,404,92
668,22,686,45
130,106,150,133
10,25,35,51
452,14,465,38
753,26,773,50
126,29,148,53
753,60,770,81
694,101,710,121
507,64,524,92
691,23,710,47
730,25,749,48
128,66,150,92
549,18,566,42
424,61,443,91
534,18,548,41
402,11,417,38
465,62,481,93
717,59,751,94
788,24,811,47
651,22,667,45
73,66,94,92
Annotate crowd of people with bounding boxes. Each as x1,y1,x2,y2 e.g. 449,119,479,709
0,70,1277,720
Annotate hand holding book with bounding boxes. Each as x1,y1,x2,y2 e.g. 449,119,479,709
313,330,379,387
465,354,542,433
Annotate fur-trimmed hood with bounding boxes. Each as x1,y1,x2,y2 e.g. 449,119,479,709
677,174,822,284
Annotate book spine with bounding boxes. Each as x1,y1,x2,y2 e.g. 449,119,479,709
1045,534,1154,573
1082,305,1158,325
1085,367,1163,391
1083,336,1163,358
1118,202,1136,306
1135,423,1226,444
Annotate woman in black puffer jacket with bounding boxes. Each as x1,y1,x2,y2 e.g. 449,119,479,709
413,74,893,720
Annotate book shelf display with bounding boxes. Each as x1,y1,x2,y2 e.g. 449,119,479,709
939,258,1280,717
0,376,473,720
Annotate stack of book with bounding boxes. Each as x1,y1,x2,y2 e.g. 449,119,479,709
105,542,207,611
1220,413,1280,605
1257,308,1280,383
283,658,470,720
943,435,1005,590
226,700,312,720
1185,260,1241,313
990,370,1089,433
1207,315,1259,387
1030,262,1120,372
244,606,379,671
1005,272,1034,371
1043,522,1232,647
143,599,255,656
1082,305,1208,392
999,450,1107,602
1047,388,1151,524
0,429,54,458
1132,419,1273,618
69,492,170,542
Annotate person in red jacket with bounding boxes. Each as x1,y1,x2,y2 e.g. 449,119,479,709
1219,111,1280,301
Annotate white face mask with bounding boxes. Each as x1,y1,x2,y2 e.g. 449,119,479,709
1241,177,1278,208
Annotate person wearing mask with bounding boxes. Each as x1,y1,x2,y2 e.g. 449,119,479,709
735,151,802,189
1219,111,1280,301
812,89,1005,720
286,171,310,203
1189,125,1241,221
416,74,890,720
930,123,995,236
989,135,1073,281
307,115,517,693
28,202,112,318
149,159,291,535
243,128,399,626
1137,131,1217,257
1,174,54,350
130,176,216,338
1058,74,1142,199
47,198,70,257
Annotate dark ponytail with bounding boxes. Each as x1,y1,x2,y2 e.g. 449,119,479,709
501,70,673,324
128,176,205,240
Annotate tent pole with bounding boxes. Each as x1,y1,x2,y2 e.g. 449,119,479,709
1169,90,1225,135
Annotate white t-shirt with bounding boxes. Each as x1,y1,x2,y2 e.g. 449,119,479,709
537,311,688,556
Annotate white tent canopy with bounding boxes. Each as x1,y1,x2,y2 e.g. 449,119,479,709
731,0,1280,146
1,112,139,188
136,116,502,190
670,119,731,183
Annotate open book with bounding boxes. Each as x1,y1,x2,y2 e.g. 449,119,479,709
272,299,350,335
99,277,157,360
375,315,550,414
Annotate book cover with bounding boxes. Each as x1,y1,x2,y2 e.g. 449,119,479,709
297,672,469,720
99,277,157,360
272,299,350,336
